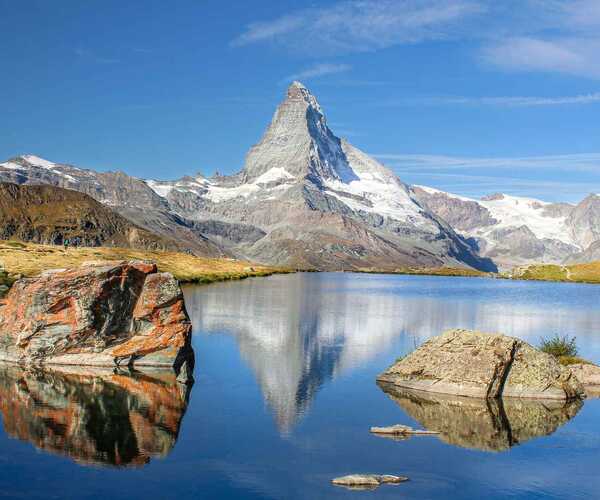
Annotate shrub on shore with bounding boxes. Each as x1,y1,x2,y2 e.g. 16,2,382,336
539,334,589,365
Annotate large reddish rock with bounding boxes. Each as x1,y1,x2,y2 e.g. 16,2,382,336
0,261,194,382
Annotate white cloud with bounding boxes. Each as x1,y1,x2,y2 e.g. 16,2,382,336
386,92,600,107
284,63,352,82
481,37,600,79
232,0,485,54
374,153,600,172
233,0,600,79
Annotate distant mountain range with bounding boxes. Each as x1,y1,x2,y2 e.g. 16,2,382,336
1,82,597,271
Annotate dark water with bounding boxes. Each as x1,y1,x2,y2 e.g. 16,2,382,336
1,273,600,499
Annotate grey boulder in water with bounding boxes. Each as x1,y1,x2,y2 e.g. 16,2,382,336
378,329,584,400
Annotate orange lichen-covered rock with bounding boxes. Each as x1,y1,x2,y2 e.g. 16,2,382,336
0,261,193,382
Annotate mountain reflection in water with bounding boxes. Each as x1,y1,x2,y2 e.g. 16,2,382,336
184,273,600,435
378,383,582,452
0,364,191,467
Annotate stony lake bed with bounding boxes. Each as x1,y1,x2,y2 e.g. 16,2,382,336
1,272,600,499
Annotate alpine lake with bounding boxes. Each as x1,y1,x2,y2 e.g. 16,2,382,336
1,272,599,499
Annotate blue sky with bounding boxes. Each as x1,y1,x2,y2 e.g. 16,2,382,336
1,0,599,202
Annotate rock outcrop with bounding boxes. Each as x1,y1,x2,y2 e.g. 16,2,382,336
0,363,190,467
378,384,582,452
0,261,194,382
377,329,583,400
568,363,600,396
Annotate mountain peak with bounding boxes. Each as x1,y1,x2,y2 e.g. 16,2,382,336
285,80,322,114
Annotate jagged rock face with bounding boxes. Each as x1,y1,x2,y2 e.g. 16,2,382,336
0,155,166,209
144,82,493,271
0,364,190,467
377,329,584,400
243,81,350,183
378,385,582,452
567,194,600,249
0,261,194,380
413,187,581,269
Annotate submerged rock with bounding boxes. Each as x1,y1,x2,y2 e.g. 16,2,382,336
332,474,408,489
0,261,194,382
0,363,191,467
378,383,582,452
377,329,583,400
370,424,439,436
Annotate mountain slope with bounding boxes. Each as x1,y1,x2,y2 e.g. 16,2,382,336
0,182,223,255
412,186,582,269
4,82,594,270
145,82,494,271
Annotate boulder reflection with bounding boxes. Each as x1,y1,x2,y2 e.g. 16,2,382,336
0,364,191,467
378,382,582,452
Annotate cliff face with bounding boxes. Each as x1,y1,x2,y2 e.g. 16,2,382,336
0,261,194,382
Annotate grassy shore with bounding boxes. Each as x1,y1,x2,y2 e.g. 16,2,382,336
356,266,489,278
0,240,291,285
358,261,600,284
501,262,600,284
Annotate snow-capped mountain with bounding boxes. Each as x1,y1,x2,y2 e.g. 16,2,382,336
141,81,491,270
1,82,597,270
411,186,594,268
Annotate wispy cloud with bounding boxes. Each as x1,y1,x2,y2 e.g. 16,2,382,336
371,152,600,201
375,153,600,172
385,92,600,107
283,63,352,83
74,47,119,64
481,37,600,79
232,0,485,54
233,0,600,79
479,1,600,79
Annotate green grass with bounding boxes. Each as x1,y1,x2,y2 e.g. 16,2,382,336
356,266,488,278
539,334,578,358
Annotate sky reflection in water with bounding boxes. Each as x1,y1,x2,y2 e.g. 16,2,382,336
1,273,600,499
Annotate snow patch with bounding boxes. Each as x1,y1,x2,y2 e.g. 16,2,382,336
254,167,294,185
146,180,174,198
0,161,23,171
22,155,56,169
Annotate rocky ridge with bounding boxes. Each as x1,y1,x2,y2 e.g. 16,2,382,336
413,186,600,269
0,182,223,256
2,82,598,270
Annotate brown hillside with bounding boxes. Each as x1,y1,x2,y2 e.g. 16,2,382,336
0,182,222,256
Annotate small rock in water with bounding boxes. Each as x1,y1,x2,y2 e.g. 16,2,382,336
370,424,440,435
331,474,408,489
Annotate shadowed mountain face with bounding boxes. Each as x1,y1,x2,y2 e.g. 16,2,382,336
0,182,224,256
378,383,582,452
0,364,191,467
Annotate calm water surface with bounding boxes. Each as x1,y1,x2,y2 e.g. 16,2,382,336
1,273,600,499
